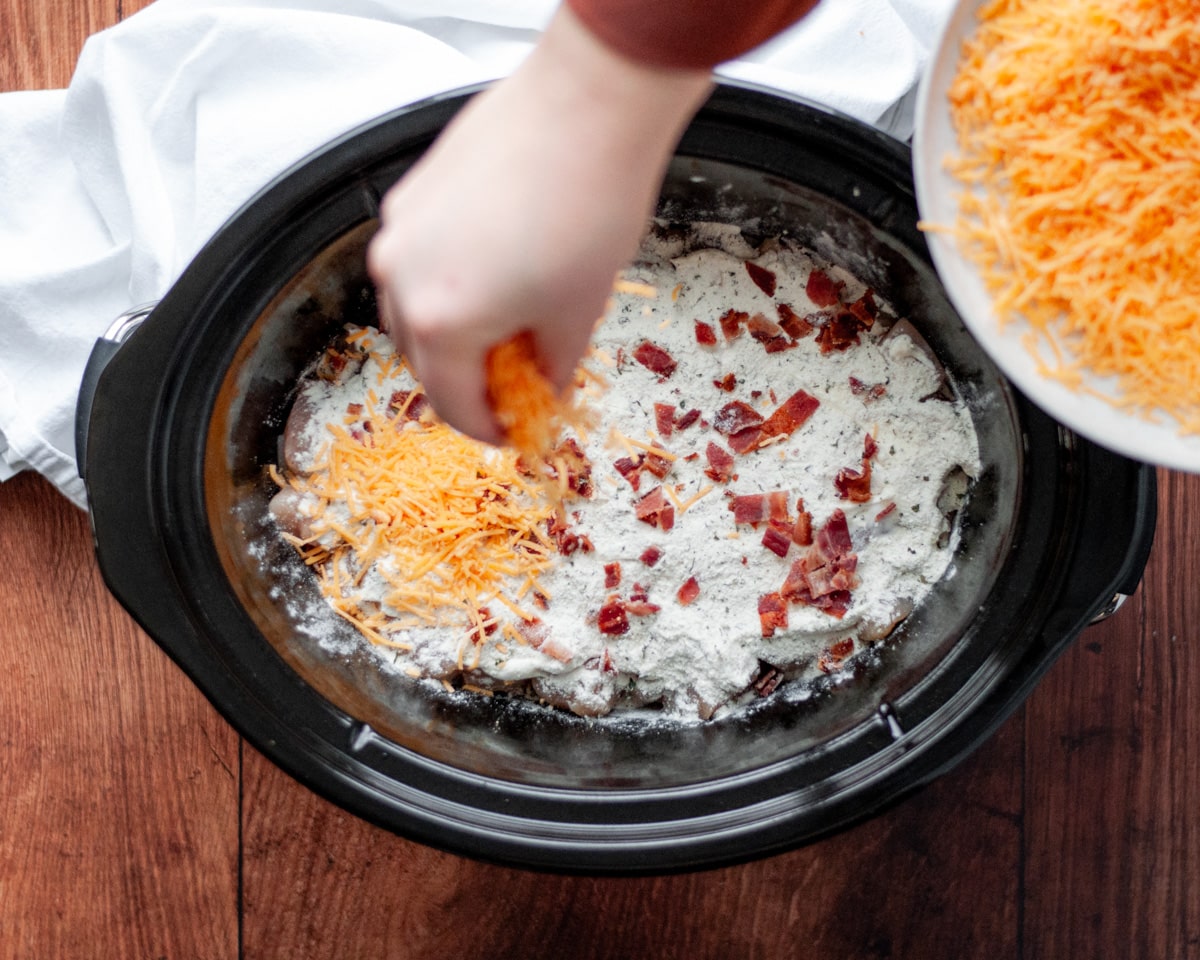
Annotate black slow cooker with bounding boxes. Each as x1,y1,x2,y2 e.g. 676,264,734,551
76,83,1156,874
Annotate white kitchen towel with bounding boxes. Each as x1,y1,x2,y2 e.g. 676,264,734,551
0,0,953,508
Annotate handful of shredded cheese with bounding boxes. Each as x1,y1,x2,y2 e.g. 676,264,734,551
485,330,581,459
939,0,1200,432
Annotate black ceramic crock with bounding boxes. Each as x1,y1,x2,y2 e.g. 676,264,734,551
76,82,1156,874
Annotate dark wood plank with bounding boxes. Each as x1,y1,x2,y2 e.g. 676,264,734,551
1024,468,1200,959
241,683,1021,959
0,473,240,955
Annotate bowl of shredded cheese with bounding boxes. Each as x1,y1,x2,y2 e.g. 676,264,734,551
914,0,1200,470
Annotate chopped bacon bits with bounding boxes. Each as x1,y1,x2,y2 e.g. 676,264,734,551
597,598,630,636
633,341,677,378
760,389,820,445
713,400,764,454
676,576,700,606
731,493,768,525
694,320,718,346
654,402,676,439
640,545,664,567
625,599,661,617
604,562,622,589
818,638,855,673
806,268,843,307
849,376,887,401
816,312,864,353
714,372,737,392
675,408,701,431
793,500,814,546
758,593,789,638
780,509,859,619
552,436,593,497
613,455,643,491
745,260,778,296
634,485,675,531
777,303,815,340
835,434,877,503
753,664,783,697
761,525,793,558
388,389,431,422
719,309,748,341
847,290,878,328
746,313,794,354
875,501,897,521
704,442,735,484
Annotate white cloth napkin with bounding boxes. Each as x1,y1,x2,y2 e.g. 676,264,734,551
0,0,953,508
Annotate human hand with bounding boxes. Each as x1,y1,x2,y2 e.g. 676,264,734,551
367,4,711,444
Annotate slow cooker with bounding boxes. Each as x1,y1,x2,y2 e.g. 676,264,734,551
76,83,1156,874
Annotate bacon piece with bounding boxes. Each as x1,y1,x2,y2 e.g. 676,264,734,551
753,664,784,697
758,592,789,638
597,598,629,636
847,289,878,328
675,408,701,431
745,260,777,296
747,312,794,354
765,491,791,522
777,303,815,340
633,341,677,378
806,268,843,307
640,545,664,567
761,525,792,558
654,402,676,439
713,372,737,392
818,637,856,673
816,508,854,559
835,434,877,503
604,562,621,589
875,501,897,522
625,599,661,617
793,499,813,546
676,576,700,606
552,436,593,497
642,453,673,480
713,400,764,454
816,311,864,353
388,390,431,422
704,442,735,483
849,376,887,401
731,493,768,525
613,455,643,492
759,389,820,445
694,320,718,346
634,485,675,531
719,309,748,340
547,515,581,556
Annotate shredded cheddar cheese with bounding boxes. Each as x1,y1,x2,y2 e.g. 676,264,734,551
283,410,557,644
936,0,1200,431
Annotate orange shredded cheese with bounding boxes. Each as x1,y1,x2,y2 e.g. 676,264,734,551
281,413,558,647
936,0,1200,431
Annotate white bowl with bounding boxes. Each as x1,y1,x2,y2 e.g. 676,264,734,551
912,0,1200,472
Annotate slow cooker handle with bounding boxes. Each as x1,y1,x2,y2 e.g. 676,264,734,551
74,303,158,480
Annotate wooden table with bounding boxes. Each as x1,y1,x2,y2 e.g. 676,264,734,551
3,3,1199,957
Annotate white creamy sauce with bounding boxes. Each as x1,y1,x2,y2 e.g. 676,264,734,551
273,224,981,721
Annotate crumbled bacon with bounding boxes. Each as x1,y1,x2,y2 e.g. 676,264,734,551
753,664,784,697
388,389,431,421
781,509,859,619
806,268,843,307
714,373,737,392
730,491,791,527
793,499,813,546
634,485,675,531
694,320,718,346
817,638,855,673
849,376,887,401
552,436,593,497
847,290,878,328
835,434,876,503
704,442,735,484
719,309,748,340
625,599,661,617
676,576,700,606
597,598,629,636
816,311,864,353
604,562,622,589
654,402,676,439
633,341,677,378
642,453,673,480
777,303,815,340
745,260,777,296
759,389,820,445
758,592,789,638
761,525,792,558
875,501,897,521
746,313,794,354
712,400,764,454
640,545,664,567
547,515,581,555
675,408,701,431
